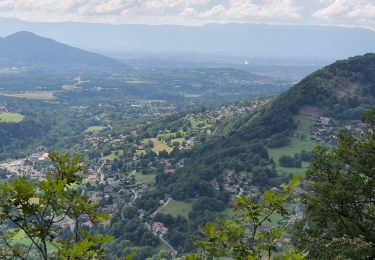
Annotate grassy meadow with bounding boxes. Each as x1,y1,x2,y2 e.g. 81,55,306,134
158,199,193,218
268,115,317,176
0,91,55,100
0,112,25,123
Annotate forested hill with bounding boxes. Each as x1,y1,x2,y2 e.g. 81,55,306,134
0,31,127,70
228,53,375,141
157,53,375,199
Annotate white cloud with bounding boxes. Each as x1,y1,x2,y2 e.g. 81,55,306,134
313,0,375,20
199,4,226,18
179,7,198,16
313,0,352,19
223,0,301,20
198,0,302,22
312,0,375,30
0,0,373,30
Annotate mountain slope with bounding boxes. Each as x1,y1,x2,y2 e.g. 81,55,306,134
157,53,375,199
0,18,375,60
235,53,375,140
0,31,127,70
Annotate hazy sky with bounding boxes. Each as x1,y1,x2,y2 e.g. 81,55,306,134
0,0,374,30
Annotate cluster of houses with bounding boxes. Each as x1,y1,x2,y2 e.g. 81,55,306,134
220,171,259,197
85,134,127,149
85,164,153,218
0,104,6,113
310,117,336,144
310,117,370,145
129,99,176,116
0,151,49,179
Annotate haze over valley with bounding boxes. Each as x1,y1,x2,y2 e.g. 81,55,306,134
0,1,375,259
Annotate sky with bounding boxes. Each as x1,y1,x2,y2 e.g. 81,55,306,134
0,0,374,30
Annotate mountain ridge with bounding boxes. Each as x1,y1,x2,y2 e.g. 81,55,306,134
0,31,128,70
0,17,375,60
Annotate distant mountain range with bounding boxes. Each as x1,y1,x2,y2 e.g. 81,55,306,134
0,17,375,61
0,31,127,70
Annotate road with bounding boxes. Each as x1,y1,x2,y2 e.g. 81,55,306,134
158,235,177,257
98,163,105,181
131,189,138,202
116,178,177,257
151,198,172,217
121,194,177,257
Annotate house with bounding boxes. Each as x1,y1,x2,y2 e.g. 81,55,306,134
152,222,168,236
138,209,146,218
90,192,103,204
104,185,114,193
87,173,99,184
107,204,118,213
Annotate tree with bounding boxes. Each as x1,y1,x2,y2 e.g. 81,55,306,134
0,152,112,259
188,177,305,259
292,109,375,259
278,155,301,168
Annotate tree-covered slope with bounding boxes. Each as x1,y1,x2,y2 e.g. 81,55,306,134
158,53,375,199
232,53,375,140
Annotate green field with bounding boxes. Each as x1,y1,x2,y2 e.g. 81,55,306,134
158,129,186,139
126,80,150,84
86,126,105,132
103,150,123,160
62,84,80,91
0,91,55,100
190,118,199,128
268,115,317,176
4,230,56,252
0,112,24,123
141,138,173,154
158,199,193,218
134,171,155,184
190,118,211,128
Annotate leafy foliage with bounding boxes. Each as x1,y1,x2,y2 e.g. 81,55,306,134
292,109,375,259
189,177,305,259
0,152,113,259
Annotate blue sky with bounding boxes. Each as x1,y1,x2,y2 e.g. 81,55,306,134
0,0,374,30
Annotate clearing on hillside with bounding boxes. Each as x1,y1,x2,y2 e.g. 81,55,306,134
103,150,123,161
62,85,80,91
268,114,317,176
158,199,193,218
138,138,173,154
134,172,155,184
0,112,24,123
86,126,105,132
0,92,55,100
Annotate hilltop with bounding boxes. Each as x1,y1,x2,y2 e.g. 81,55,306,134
0,31,127,70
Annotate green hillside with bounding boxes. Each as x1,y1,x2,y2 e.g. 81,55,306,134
157,53,375,200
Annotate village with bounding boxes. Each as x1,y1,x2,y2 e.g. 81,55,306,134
0,97,294,258
0,151,49,179
310,116,369,145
